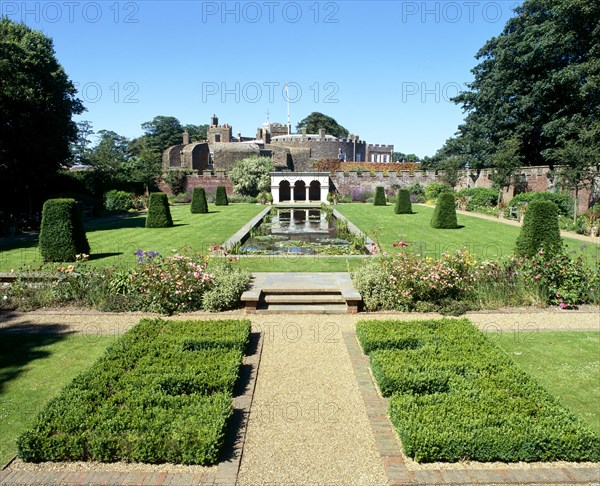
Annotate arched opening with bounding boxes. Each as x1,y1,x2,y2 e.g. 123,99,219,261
279,180,291,202
294,180,306,201
308,180,321,201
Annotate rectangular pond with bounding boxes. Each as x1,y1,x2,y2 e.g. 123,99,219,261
237,207,368,255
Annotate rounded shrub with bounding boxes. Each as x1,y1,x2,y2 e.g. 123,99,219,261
104,190,133,212
373,186,387,206
215,186,229,206
515,200,562,257
39,198,90,262
395,189,413,214
146,193,173,228
430,193,458,229
425,182,452,201
191,187,208,214
506,191,572,218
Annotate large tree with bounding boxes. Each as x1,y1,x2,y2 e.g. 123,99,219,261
140,116,184,153
451,0,599,167
70,120,94,166
124,140,162,197
295,112,349,138
544,121,600,221
0,19,84,213
183,123,209,142
89,130,130,173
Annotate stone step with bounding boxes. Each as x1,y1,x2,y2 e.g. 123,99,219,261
263,293,345,304
256,303,348,314
261,287,342,294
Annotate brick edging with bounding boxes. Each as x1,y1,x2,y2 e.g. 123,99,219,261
343,331,600,486
214,330,264,485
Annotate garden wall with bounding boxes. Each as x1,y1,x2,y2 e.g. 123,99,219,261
160,166,599,213
158,171,234,197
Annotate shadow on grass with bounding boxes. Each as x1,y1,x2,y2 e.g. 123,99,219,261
85,214,146,232
0,236,38,252
431,225,466,230
87,252,123,261
0,322,72,394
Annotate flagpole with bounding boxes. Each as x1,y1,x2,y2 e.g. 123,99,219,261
286,82,291,135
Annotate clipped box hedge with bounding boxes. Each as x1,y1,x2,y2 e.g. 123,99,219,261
39,198,90,262
356,318,600,463
17,318,251,465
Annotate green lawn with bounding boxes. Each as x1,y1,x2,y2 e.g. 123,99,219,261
495,331,600,436
336,203,599,262
234,255,365,272
1,203,597,272
0,204,264,271
0,333,116,465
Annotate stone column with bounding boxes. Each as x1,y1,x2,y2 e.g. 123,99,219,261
271,184,280,204
320,181,329,203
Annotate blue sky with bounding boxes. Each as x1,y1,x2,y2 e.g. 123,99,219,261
3,1,521,157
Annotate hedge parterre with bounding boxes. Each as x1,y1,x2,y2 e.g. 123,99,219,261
17,318,251,465
356,318,600,463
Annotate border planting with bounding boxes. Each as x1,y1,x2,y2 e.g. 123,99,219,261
17,318,251,465
356,318,600,463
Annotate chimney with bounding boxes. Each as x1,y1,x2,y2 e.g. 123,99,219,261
182,131,190,145
318,128,326,140
301,127,307,139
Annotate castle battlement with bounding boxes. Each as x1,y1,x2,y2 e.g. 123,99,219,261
367,144,394,150
270,138,367,145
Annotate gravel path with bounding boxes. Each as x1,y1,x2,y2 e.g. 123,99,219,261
1,307,597,334
1,307,598,485
236,315,389,485
450,206,600,245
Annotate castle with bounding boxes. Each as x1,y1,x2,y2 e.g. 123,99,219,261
162,115,395,173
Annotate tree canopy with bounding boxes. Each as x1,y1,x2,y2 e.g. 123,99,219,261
140,116,184,154
439,0,599,171
295,112,349,138
229,156,273,197
0,18,84,212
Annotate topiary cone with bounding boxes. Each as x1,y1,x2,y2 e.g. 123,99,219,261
515,200,562,257
39,198,90,262
373,186,387,206
430,192,458,229
215,186,229,206
395,189,412,214
191,187,209,214
146,193,173,228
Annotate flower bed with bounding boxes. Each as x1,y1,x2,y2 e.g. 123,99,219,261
356,318,600,463
17,318,250,465
351,244,599,313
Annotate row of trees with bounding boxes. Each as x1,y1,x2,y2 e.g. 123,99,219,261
429,0,599,216
69,117,208,197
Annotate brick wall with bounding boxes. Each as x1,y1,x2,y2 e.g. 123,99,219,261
159,166,599,213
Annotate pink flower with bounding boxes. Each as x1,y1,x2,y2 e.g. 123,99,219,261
538,249,544,255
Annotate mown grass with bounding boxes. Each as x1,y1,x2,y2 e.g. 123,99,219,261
0,333,116,465
0,204,264,271
495,331,600,436
1,203,597,272
336,203,599,263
